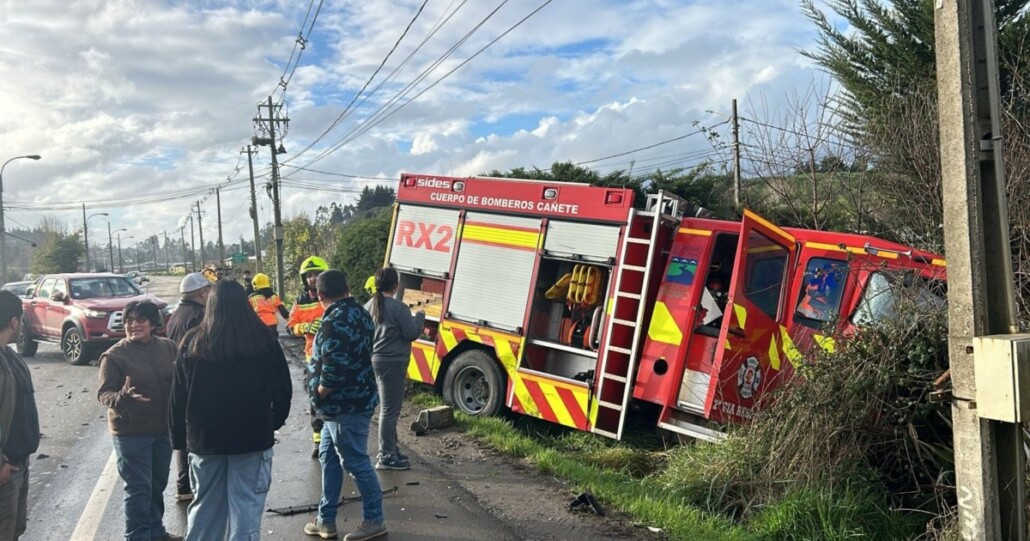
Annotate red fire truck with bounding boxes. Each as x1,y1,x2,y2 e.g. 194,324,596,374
385,173,947,441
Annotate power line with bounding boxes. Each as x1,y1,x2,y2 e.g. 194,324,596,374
288,0,431,162
292,1,553,173
574,120,728,166
273,0,326,104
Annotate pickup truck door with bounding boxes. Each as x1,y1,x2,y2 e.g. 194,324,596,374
46,279,71,335
706,210,797,423
28,278,56,337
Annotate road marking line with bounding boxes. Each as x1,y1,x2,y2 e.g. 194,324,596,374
70,450,118,541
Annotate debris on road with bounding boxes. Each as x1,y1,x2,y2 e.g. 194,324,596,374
411,405,454,435
568,492,605,516
266,486,399,516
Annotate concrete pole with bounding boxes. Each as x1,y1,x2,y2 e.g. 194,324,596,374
935,0,1024,539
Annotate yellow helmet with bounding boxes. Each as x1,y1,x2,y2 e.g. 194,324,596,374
201,266,218,282
299,256,329,278
252,273,271,290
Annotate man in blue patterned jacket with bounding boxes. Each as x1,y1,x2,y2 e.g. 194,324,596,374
303,269,386,541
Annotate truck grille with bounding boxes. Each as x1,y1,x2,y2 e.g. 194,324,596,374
108,311,125,333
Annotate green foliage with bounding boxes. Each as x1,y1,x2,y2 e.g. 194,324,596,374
330,207,391,304
749,486,920,541
801,0,1029,136
30,232,83,274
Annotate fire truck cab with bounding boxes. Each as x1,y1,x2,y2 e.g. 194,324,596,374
385,173,946,441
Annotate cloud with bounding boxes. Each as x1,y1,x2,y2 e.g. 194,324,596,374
0,0,828,252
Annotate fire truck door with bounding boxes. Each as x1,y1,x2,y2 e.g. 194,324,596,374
706,210,796,423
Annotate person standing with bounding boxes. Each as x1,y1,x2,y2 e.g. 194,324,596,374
241,270,254,296
164,272,213,503
0,291,39,541
97,301,181,541
248,273,289,332
364,268,424,471
287,255,330,458
304,269,385,541
170,280,292,541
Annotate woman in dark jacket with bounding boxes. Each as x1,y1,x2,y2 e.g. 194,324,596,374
169,280,292,541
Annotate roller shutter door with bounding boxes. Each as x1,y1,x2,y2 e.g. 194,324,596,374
388,205,460,278
543,221,621,263
446,212,541,332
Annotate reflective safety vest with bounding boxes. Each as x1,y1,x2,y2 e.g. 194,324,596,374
287,291,324,360
250,293,284,326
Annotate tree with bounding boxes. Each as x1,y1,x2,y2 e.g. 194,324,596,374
801,0,1030,319
331,208,392,304
31,232,83,274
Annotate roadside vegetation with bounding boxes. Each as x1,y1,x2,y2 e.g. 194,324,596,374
412,283,951,540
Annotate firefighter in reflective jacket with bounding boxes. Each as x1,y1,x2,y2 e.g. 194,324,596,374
287,256,331,457
249,273,289,331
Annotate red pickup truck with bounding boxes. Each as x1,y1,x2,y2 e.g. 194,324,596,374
18,273,171,365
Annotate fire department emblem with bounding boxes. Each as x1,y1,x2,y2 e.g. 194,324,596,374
737,356,762,399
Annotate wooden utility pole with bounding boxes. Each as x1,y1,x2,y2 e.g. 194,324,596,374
188,213,196,272
216,187,225,266
180,227,188,272
935,0,1024,539
245,145,262,272
195,201,205,267
254,97,287,296
731,99,741,209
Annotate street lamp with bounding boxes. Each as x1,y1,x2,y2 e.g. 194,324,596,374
116,234,133,273
109,227,126,272
83,210,108,272
0,154,41,281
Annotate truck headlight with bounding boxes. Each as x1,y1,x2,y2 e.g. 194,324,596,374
84,309,107,319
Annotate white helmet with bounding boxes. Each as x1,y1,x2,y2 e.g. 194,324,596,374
179,272,212,294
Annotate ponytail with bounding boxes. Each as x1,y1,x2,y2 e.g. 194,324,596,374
370,267,399,325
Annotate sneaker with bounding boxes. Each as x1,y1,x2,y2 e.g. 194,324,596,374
303,520,338,539
375,455,410,471
343,520,386,541
396,451,409,462
311,445,320,459
174,492,193,502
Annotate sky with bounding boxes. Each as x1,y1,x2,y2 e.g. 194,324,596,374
0,0,837,257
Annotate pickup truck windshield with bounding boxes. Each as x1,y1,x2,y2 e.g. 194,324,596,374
69,278,140,299
852,271,946,325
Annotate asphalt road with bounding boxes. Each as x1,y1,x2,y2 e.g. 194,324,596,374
16,275,652,541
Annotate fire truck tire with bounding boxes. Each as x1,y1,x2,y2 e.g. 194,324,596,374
442,350,505,417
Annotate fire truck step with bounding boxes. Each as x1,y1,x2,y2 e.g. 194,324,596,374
601,373,627,383
625,238,650,244
611,318,636,327
621,265,647,272
592,428,619,439
597,400,623,411
616,292,641,300
607,346,632,356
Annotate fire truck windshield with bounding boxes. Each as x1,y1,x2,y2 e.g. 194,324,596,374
852,271,947,325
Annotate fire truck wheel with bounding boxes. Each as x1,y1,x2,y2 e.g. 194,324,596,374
443,350,505,417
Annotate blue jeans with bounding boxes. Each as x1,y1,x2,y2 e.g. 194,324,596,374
112,434,172,541
317,414,384,525
185,449,273,541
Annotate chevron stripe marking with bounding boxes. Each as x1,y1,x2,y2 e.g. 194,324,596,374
523,379,558,423
556,387,588,430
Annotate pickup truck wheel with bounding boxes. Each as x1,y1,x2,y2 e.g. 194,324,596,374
17,323,37,357
442,350,506,417
62,327,91,366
